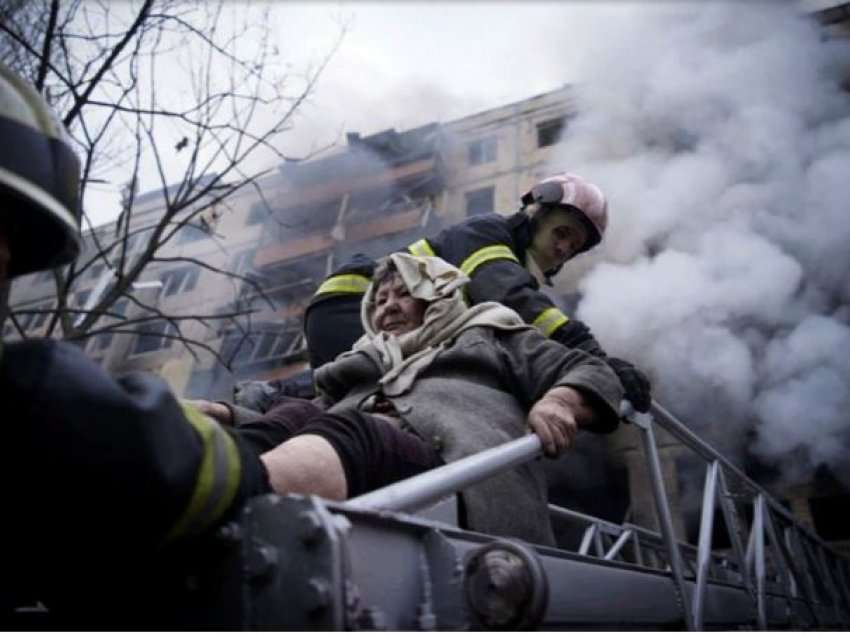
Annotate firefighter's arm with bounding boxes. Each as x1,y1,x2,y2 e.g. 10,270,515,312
468,251,652,413
496,328,623,435
466,257,606,355
3,340,265,549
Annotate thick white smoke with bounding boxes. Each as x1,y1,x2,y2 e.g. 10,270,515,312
553,3,850,488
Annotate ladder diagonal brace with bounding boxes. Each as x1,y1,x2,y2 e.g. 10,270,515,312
717,467,754,593
633,413,694,629
604,529,633,561
693,460,719,630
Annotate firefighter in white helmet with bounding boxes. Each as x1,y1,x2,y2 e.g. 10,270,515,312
0,62,272,626
303,172,652,412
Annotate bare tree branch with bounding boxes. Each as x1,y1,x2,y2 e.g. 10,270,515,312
2,0,343,379
35,0,61,89
62,0,155,127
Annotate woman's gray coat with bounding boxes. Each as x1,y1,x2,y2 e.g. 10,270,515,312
315,325,623,546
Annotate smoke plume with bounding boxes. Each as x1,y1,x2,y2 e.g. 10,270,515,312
553,3,850,488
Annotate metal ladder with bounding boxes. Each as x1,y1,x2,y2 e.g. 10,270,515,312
168,401,850,629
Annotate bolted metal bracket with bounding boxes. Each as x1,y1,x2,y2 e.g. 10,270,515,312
240,494,347,629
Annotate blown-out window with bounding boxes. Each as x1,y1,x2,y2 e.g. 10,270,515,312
537,117,566,148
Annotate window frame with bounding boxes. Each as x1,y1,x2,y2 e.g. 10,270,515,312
536,117,567,148
131,319,177,355
160,265,200,297
467,136,498,166
464,185,496,217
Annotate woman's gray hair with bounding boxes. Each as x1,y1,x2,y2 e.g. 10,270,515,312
372,258,399,289
365,258,400,317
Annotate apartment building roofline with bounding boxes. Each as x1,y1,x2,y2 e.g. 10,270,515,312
445,83,574,130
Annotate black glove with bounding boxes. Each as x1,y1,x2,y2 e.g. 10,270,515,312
554,318,605,357
607,357,652,413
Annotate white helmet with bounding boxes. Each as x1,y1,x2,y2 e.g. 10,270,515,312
521,172,608,254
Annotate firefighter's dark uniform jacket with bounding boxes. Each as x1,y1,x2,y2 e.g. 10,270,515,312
1,339,269,619
306,211,605,369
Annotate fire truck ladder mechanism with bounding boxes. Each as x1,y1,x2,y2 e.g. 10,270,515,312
174,401,850,629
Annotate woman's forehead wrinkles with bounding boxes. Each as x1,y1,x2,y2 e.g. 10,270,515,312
377,277,406,296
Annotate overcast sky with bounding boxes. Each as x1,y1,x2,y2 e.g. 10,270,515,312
83,0,832,225
272,2,619,142
83,1,636,224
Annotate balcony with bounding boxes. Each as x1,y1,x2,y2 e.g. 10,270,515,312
254,207,424,269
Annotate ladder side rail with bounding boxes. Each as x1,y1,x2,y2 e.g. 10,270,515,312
693,460,719,630
347,434,541,513
632,411,695,629
717,467,754,593
650,401,845,562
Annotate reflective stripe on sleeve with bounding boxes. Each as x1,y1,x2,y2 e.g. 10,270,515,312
532,307,569,338
314,274,371,296
166,403,242,542
407,239,436,257
459,244,519,277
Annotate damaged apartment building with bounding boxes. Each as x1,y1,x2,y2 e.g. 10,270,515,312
193,86,576,397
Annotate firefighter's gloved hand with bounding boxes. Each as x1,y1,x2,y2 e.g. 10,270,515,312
607,357,652,413
554,318,605,357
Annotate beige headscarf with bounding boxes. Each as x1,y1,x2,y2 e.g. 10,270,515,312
347,252,529,396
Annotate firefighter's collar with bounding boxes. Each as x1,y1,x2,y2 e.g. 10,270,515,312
525,251,554,287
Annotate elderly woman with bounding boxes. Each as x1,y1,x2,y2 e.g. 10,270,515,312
244,253,621,545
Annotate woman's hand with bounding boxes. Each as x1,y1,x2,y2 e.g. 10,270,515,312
527,386,589,457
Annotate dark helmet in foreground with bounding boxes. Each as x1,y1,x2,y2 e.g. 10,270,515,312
0,61,82,278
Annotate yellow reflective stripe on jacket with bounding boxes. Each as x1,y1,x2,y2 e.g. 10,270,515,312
167,403,241,542
314,274,371,296
407,239,436,257
532,307,569,338
459,244,519,278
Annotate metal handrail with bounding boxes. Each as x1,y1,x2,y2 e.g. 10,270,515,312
347,434,542,513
